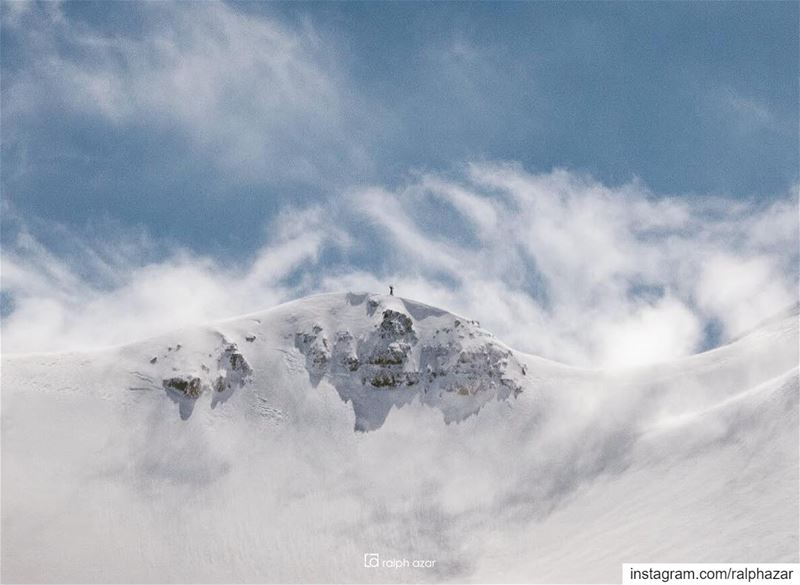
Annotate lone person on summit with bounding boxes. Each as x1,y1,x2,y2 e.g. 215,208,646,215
389,285,394,296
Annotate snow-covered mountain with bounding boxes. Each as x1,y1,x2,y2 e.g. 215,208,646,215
2,292,798,583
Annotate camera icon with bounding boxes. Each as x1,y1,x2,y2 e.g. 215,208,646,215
364,553,380,568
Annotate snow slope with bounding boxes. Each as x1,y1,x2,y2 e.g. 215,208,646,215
2,292,797,583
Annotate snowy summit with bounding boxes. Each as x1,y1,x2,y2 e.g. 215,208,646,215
2,292,798,583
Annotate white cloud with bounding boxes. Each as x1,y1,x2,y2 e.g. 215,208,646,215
2,167,796,368
3,1,370,185
338,165,796,366
419,175,500,237
696,253,795,337
0,206,338,353
595,296,703,369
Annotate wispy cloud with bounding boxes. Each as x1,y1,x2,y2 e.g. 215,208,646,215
713,87,777,134
2,1,371,185
337,164,797,366
1,204,342,352
3,165,795,367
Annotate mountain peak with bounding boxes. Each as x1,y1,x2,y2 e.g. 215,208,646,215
290,292,526,430
125,291,528,430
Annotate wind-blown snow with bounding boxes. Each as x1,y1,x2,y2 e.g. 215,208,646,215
1,292,797,583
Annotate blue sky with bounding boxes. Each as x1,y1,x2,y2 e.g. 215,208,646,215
1,1,798,365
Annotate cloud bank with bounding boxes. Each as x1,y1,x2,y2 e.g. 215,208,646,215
3,164,796,367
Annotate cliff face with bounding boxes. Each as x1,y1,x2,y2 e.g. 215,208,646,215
293,296,526,430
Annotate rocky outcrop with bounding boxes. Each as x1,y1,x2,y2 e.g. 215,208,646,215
163,376,203,398
294,325,330,384
294,295,525,430
153,338,252,418
378,309,416,340
214,342,253,394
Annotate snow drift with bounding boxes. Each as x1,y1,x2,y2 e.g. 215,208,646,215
1,292,797,583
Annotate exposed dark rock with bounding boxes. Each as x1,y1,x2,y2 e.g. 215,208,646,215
157,339,253,417
369,341,410,366
214,376,225,393
379,309,415,339
227,349,249,372
217,343,253,390
370,372,397,388
292,296,526,431
332,331,359,372
163,376,203,398
295,328,330,384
